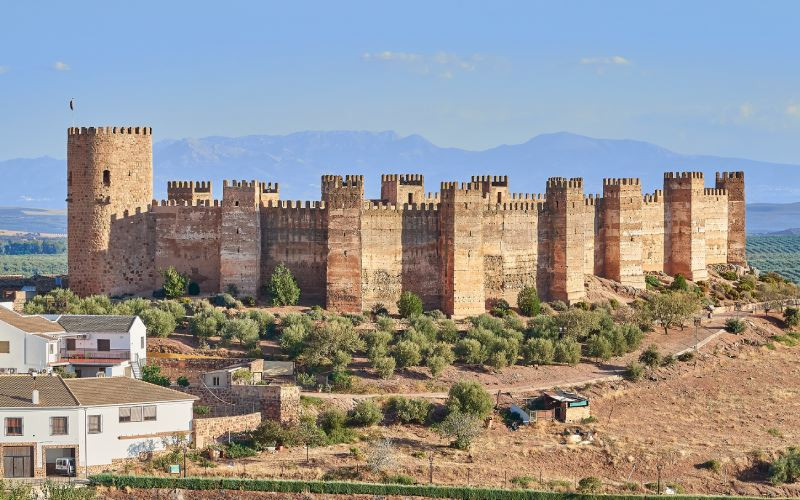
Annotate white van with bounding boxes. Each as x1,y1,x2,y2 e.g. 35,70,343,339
54,457,75,476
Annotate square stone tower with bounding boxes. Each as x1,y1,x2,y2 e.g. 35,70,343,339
715,171,746,266
322,175,364,312
545,177,586,303
601,178,645,289
664,172,707,281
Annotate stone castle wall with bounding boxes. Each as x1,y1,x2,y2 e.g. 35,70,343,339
67,126,745,317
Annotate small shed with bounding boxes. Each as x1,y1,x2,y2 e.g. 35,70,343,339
540,390,590,423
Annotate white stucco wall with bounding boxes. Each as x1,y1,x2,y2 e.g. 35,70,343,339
0,323,55,373
0,400,195,468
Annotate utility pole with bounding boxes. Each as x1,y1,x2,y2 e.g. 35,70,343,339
428,453,434,484
657,463,663,494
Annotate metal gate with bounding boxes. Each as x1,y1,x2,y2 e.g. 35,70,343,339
3,446,33,478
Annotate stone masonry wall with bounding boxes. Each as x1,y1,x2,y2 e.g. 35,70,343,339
641,192,664,272
193,412,262,449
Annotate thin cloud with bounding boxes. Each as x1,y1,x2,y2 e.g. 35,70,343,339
0,66,9,75
53,61,70,71
361,50,492,79
739,103,754,119
579,55,631,66
786,104,800,117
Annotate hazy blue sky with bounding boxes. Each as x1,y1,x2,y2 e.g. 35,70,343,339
2,1,800,163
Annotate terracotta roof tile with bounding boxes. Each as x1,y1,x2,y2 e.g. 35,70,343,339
0,307,64,334
64,377,198,406
0,375,77,408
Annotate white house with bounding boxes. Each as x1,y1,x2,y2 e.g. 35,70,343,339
0,308,146,379
53,315,147,379
0,374,197,478
0,307,62,374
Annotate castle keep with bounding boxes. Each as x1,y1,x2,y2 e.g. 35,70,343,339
67,126,746,317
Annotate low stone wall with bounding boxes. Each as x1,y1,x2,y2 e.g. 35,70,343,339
151,357,251,384
193,412,262,449
179,384,300,424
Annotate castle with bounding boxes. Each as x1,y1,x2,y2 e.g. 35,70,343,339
67,126,745,317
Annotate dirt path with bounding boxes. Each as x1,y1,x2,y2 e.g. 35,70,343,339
305,310,752,401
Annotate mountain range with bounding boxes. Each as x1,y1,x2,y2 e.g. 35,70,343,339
2,130,800,210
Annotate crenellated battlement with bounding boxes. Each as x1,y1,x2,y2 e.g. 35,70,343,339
664,171,704,180
716,171,744,180
223,179,260,189
167,181,212,191
261,182,279,193
509,193,545,201
603,177,640,186
68,126,152,136
643,190,664,203
704,188,728,197
381,174,424,185
471,175,509,186
546,177,583,189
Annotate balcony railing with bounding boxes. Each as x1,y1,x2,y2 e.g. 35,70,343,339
59,349,131,361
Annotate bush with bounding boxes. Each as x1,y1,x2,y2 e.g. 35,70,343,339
212,293,238,309
225,442,257,459
785,307,800,328
296,372,316,388
141,365,170,387
645,274,661,289
221,318,260,349
699,459,722,473
267,263,301,306
387,474,416,485
446,380,493,418
490,299,511,318
426,355,449,378
638,344,661,368
159,299,187,323
725,318,747,334
242,296,256,307
187,282,200,296
392,340,422,369
578,476,602,494
318,408,347,433
162,266,188,299
387,397,432,425
626,361,645,381
585,334,613,362
176,376,189,387
516,287,541,317
397,291,423,318
193,405,210,416
454,338,485,365
677,350,695,362
549,300,568,312
437,410,483,450
769,447,800,484
372,356,396,379
348,400,383,427
553,338,581,365
521,338,554,365
140,308,176,338
371,302,389,317
670,274,689,291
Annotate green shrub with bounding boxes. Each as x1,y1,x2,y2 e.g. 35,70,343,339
267,263,301,306
193,405,210,416
522,338,554,365
318,408,347,433
699,459,722,473
725,318,747,334
348,400,383,427
446,380,493,418
626,361,645,381
578,476,602,493
549,300,568,312
162,266,188,299
397,291,423,318
387,474,416,485
188,282,200,296
140,308,176,338
784,307,800,328
769,447,800,484
41,481,95,499
645,274,661,289
516,287,541,317
719,270,738,280
585,334,613,362
141,365,170,387
225,442,257,459
553,338,581,365
221,318,260,349
510,476,534,488
454,338,485,365
176,376,189,387
490,299,511,317
387,397,432,424
372,356,396,379
392,340,422,368
242,296,256,307
638,344,661,368
371,302,389,317
296,372,316,388
426,355,449,378
677,351,695,362
670,274,689,291
212,293,238,309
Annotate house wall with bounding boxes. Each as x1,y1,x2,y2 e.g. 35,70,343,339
0,407,81,476
0,323,52,373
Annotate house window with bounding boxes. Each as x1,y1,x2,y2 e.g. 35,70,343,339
66,338,76,351
408,193,413,204
119,407,131,422
48,344,55,354
97,339,110,352
102,169,111,187
88,415,102,434
130,406,143,422
143,406,157,421
140,337,145,349
0,341,9,354
212,376,220,386
5,417,22,436
50,416,68,435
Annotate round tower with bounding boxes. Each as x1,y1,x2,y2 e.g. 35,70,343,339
67,126,153,296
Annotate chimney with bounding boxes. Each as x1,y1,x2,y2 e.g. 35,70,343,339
32,389,40,405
